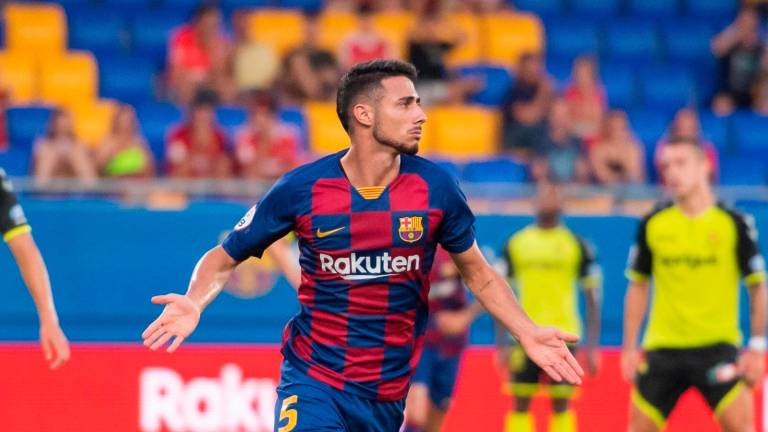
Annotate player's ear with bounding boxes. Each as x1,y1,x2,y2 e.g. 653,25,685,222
352,103,374,128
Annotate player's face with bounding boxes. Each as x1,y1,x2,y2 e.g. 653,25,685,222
372,76,426,155
659,144,710,198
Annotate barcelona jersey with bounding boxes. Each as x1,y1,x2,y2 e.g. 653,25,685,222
222,150,475,401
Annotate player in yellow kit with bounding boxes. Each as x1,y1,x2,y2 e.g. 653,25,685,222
497,183,601,432
623,137,767,432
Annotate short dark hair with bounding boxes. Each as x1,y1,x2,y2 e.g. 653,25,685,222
191,87,219,109
336,59,418,132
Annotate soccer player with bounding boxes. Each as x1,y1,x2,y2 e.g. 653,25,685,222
497,183,601,432
1,168,70,369
404,247,484,432
141,60,583,432
623,136,767,432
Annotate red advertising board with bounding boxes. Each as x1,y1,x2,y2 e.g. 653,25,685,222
0,344,763,431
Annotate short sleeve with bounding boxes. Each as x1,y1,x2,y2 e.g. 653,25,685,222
221,175,298,261
626,216,652,282
576,236,601,290
0,169,30,242
435,176,475,254
732,210,766,286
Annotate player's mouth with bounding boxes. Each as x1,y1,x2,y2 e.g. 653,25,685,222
408,128,422,137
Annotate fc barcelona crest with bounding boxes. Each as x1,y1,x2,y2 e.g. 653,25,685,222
398,216,424,243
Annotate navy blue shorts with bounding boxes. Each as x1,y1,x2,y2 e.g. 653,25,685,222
411,345,461,410
273,360,405,432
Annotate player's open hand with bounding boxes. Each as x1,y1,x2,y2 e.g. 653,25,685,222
738,350,765,388
519,326,584,385
142,293,201,353
40,321,70,370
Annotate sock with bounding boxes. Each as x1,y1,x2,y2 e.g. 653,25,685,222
549,410,576,432
505,411,533,432
402,424,424,432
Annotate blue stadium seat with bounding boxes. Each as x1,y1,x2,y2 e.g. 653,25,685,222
0,147,32,176
136,102,183,161
462,158,527,183
686,0,738,19
99,56,156,105
662,20,715,62
130,11,186,67
278,0,323,12
699,112,730,153
732,112,768,157
601,62,637,109
638,65,695,110
546,19,599,62
215,106,247,139
546,56,573,87
604,20,660,63
627,0,681,18
68,7,126,56
220,0,269,11
510,0,564,17
628,109,672,148
104,0,157,11
720,157,766,185
454,65,514,107
278,106,308,151
570,0,622,17
7,106,54,149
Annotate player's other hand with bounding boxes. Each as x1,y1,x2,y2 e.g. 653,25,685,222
620,347,642,382
40,321,70,370
578,347,601,376
738,349,765,388
520,326,584,385
142,293,201,353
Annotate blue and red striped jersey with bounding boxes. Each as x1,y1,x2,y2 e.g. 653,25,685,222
423,247,470,357
222,150,475,401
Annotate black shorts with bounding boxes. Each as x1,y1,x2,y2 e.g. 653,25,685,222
506,345,577,399
634,344,744,426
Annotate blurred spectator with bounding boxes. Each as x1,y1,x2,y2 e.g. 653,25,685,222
752,74,768,114
338,4,394,69
166,89,233,178
711,7,764,109
655,108,719,182
531,99,590,183
564,56,606,143
501,53,554,155
711,91,737,116
95,104,155,178
589,110,645,185
278,14,341,105
235,91,301,180
33,109,97,183
232,10,279,95
168,4,235,105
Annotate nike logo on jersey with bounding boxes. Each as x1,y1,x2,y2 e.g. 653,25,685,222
316,226,346,238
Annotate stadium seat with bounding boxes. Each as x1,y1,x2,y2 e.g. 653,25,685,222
72,99,117,147
699,112,730,153
278,0,324,12
481,12,543,68
546,56,572,86
372,11,415,59
628,109,672,148
570,0,622,18
316,11,358,53
99,56,156,105
0,52,36,104
130,11,186,67
162,0,202,15
731,112,768,157
305,101,350,154
462,158,527,183
662,20,715,63
604,20,660,63
720,157,766,185
426,106,499,159
247,9,306,57
545,19,599,62
0,147,32,176
220,0,270,12
600,62,637,109
39,51,98,109
627,0,681,18
6,106,54,149
136,102,183,160
638,65,695,110
4,3,67,55
686,0,738,19
68,7,126,56
511,0,564,18
445,12,482,67
216,106,247,138
453,64,514,107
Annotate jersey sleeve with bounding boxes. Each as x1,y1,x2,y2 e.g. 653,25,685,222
732,211,766,286
626,215,652,282
221,175,298,261
0,169,31,242
576,236,601,290
435,176,476,254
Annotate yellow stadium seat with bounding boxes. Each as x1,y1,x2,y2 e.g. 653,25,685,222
72,99,117,147
247,9,305,56
39,51,98,109
372,11,415,59
317,11,358,53
5,3,67,55
481,12,543,68
426,106,499,159
445,13,482,67
305,102,350,155
0,52,36,104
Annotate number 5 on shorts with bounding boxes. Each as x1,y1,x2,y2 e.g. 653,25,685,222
278,395,298,432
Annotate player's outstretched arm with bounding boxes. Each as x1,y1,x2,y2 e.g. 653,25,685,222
450,242,584,385
142,245,239,352
7,232,70,369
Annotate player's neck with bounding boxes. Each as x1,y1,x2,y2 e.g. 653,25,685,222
340,144,401,188
677,186,715,218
